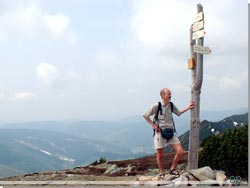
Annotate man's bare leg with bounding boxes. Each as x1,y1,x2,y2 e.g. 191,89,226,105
156,148,164,174
170,143,184,171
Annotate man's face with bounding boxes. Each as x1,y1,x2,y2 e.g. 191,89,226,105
162,90,171,102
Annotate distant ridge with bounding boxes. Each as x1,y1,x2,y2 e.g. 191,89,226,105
0,112,247,178
177,113,248,151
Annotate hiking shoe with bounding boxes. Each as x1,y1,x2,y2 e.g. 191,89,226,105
169,169,180,177
157,173,165,180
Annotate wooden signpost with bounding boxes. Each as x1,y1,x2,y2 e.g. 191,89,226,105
188,4,211,170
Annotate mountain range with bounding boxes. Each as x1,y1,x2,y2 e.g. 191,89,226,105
177,113,248,151
0,112,248,178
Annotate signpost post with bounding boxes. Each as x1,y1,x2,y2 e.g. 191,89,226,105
188,4,211,170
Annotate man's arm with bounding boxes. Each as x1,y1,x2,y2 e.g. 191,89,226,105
143,115,160,132
142,103,160,131
179,101,195,115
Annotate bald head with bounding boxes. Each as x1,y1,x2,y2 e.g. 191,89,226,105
160,88,170,98
160,88,171,103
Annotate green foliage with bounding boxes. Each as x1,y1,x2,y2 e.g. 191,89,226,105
99,157,107,164
90,157,107,166
199,124,248,177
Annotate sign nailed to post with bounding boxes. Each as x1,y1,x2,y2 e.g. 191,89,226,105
192,20,204,32
193,45,211,54
192,29,206,40
194,12,203,23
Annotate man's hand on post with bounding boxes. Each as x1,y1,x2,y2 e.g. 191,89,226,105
189,101,195,109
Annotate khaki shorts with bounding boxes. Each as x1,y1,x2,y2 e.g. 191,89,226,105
153,130,180,149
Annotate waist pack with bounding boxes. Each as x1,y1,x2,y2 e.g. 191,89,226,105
152,102,177,139
160,128,174,140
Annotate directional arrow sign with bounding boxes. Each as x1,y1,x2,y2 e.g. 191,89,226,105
192,29,206,40
194,12,203,23
192,20,204,32
193,45,211,54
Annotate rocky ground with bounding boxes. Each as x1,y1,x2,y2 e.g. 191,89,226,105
0,152,186,181
0,151,248,186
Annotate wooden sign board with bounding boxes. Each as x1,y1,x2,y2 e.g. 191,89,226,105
192,29,206,40
194,12,203,23
192,20,204,32
193,45,211,54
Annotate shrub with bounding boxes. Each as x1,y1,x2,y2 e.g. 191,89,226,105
199,124,248,178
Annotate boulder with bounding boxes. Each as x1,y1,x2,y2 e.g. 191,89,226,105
215,171,227,186
189,166,215,180
136,166,229,186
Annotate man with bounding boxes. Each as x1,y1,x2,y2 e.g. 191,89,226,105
143,88,194,177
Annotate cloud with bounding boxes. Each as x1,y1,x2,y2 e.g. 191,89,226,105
67,69,98,83
0,93,5,99
0,3,76,44
14,92,37,101
219,77,242,90
67,70,83,81
131,0,247,54
172,83,190,92
0,91,36,101
131,0,192,49
95,51,118,71
204,72,247,91
36,63,98,88
96,52,115,63
43,12,70,38
36,63,59,85
85,71,98,82
127,88,136,94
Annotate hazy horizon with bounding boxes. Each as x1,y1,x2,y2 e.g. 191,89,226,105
0,107,247,125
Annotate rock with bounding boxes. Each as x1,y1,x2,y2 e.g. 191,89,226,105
213,170,225,175
104,164,117,175
137,175,175,186
177,164,187,171
125,164,134,173
137,175,158,181
189,171,209,181
189,166,215,180
173,175,189,186
181,171,198,183
215,171,227,186
110,167,124,175
148,168,159,174
164,174,178,181
137,166,225,187
137,175,155,186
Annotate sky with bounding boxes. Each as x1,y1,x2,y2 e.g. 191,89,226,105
0,0,248,122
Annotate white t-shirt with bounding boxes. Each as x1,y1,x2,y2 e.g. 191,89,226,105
143,101,181,129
